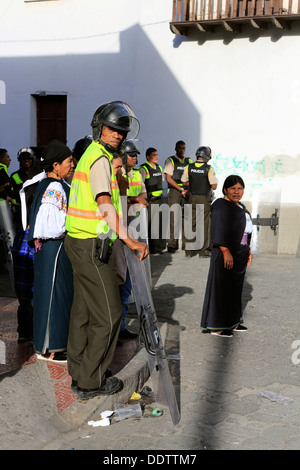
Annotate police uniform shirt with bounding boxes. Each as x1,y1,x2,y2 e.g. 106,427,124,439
89,157,113,200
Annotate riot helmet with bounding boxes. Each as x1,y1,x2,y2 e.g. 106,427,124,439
72,135,92,163
90,101,140,147
119,139,143,165
17,147,35,161
195,146,211,162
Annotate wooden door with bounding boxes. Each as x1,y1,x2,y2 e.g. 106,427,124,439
33,94,67,150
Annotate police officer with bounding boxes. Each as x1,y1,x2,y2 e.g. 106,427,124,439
0,149,14,206
65,101,149,400
72,135,92,168
65,136,92,185
117,139,148,340
139,147,165,254
120,139,148,209
181,146,218,257
10,148,35,342
10,148,35,228
164,141,192,253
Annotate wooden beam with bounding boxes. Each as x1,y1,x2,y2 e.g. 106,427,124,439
169,24,183,35
272,16,290,28
223,20,238,30
249,18,262,27
195,22,211,32
272,16,284,27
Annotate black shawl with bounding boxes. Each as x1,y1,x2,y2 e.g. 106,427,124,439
211,198,247,251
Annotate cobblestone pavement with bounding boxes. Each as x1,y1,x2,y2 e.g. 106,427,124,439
1,251,300,451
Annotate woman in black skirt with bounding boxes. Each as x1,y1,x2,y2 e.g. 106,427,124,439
28,140,74,360
200,175,252,337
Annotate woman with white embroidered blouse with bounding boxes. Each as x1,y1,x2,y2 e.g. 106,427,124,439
28,140,74,362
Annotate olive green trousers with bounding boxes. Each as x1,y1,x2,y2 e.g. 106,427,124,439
65,235,122,389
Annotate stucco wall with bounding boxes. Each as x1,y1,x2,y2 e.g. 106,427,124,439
0,0,299,254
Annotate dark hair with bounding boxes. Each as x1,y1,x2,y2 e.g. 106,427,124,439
0,148,8,158
146,147,157,157
73,136,92,162
222,174,245,195
41,161,55,172
40,140,72,172
175,140,185,148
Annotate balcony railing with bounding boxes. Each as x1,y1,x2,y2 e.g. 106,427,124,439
171,0,300,33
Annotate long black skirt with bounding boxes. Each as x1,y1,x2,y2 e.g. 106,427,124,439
33,238,73,353
200,245,249,331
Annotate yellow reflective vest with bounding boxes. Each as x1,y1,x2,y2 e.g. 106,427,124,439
66,141,121,241
123,168,142,197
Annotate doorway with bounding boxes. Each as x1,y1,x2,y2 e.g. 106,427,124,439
32,94,67,150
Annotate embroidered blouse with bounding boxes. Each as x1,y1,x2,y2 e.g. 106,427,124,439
33,181,68,239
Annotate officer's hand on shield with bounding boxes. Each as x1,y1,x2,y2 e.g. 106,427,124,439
6,196,15,205
129,239,149,261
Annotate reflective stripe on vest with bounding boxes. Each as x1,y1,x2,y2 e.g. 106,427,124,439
66,141,121,240
124,169,142,197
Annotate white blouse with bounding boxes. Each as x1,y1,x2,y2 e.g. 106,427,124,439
245,211,253,234
33,181,68,240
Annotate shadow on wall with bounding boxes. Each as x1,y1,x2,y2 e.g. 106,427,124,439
0,23,201,174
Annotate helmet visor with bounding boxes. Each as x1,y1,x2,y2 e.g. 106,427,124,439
109,115,140,140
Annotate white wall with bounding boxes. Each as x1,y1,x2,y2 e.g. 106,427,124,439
0,0,299,253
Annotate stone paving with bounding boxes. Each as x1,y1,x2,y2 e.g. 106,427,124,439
0,251,300,451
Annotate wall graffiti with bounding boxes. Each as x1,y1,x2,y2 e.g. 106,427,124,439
213,153,286,180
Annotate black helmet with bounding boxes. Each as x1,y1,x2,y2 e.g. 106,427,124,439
119,139,143,165
72,135,92,162
195,146,211,162
90,101,140,143
17,147,35,161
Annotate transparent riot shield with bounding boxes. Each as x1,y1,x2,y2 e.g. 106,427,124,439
124,245,180,425
0,200,16,288
128,206,152,288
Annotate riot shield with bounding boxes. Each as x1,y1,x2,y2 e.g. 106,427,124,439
128,206,152,288
124,245,180,425
0,200,16,288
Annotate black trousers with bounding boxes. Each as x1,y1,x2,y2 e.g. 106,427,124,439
167,188,186,250
184,194,211,255
147,197,166,253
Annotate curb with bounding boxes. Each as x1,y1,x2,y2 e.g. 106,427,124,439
60,322,168,427
60,346,150,427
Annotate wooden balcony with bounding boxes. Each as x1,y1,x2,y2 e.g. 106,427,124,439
170,0,300,34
